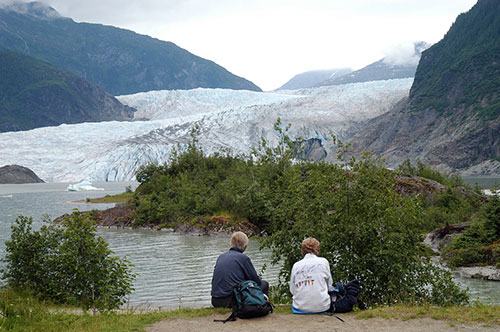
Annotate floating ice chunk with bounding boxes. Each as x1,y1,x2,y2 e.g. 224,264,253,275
67,181,104,191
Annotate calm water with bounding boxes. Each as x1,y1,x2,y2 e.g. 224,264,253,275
0,182,278,308
461,176,500,189
0,182,498,307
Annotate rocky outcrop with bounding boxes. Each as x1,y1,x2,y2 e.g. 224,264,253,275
350,101,500,174
424,223,470,253
294,138,327,161
454,266,500,281
89,204,136,228
86,205,259,236
174,216,259,236
425,223,500,281
0,165,44,184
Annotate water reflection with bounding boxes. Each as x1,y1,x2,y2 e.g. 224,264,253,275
98,228,279,308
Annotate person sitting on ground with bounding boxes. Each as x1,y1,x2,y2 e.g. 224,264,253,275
211,231,269,308
290,237,334,313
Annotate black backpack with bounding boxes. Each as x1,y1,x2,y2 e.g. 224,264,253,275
214,280,273,323
329,279,362,314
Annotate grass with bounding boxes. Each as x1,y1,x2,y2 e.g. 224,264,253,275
85,192,134,204
0,287,227,332
2,289,500,331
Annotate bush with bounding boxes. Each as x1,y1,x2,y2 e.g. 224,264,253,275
442,195,500,263
397,159,463,187
262,149,469,306
445,247,489,268
1,211,135,312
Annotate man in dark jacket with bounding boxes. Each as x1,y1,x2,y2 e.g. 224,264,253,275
211,231,269,308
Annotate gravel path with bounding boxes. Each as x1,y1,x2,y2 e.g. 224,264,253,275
145,312,500,332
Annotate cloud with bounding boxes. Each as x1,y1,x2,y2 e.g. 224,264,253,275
382,41,430,66
0,0,61,19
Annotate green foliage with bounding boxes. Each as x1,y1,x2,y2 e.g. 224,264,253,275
410,0,500,119
1,212,135,312
0,50,132,132
262,149,469,306
397,159,482,232
442,195,500,267
132,122,295,231
397,159,463,187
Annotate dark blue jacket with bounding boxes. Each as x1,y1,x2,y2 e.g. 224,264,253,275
211,248,261,298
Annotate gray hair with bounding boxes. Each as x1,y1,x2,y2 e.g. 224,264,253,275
230,231,249,252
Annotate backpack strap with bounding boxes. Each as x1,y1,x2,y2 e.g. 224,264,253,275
328,291,345,322
213,311,237,323
214,288,239,323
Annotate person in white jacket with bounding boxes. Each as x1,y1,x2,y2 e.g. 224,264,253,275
289,237,334,313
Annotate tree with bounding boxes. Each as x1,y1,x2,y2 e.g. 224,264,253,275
1,211,135,312
262,142,469,306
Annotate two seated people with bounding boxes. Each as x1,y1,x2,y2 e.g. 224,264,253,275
211,232,360,314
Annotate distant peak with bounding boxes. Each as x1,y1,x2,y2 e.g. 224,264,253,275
1,1,62,19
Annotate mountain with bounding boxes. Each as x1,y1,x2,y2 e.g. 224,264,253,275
0,165,44,184
0,50,135,132
0,1,261,95
0,79,412,182
277,68,352,90
317,42,430,87
350,0,500,175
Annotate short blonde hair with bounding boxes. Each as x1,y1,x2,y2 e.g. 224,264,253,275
301,237,320,256
231,231,249,252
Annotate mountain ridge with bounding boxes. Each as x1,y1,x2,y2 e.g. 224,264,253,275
0,1,261,95
0,50,135,132
317,42,430,87
277,68,352,90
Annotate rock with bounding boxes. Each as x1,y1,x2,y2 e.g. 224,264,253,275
424,223,469,253
456,266,500,281
0,165,44,184
174,216,259,236
88,204,136,228
294,138,327,161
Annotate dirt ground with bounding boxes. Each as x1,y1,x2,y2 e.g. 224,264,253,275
145,312,500,332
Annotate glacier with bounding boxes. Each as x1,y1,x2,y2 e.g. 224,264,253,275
0,78,412,182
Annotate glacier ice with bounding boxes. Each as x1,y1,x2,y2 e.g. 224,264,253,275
0,78,412,182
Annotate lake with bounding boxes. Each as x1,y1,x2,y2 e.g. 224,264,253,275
0,181,499,307
0,182,278,308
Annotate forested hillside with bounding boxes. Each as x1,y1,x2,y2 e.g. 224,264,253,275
0,51,134,132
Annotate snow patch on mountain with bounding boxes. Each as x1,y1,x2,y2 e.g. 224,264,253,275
0,78,413,182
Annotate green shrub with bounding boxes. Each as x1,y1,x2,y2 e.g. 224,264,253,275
1,212,135,312
445,247,489,268
261,145,469,306
397,159,464,187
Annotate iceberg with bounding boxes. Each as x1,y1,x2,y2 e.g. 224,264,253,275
67,181,104,191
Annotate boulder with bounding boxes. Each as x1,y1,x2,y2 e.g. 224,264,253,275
0,165,44,184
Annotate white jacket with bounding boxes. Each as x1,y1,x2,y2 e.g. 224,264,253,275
289,253,333,313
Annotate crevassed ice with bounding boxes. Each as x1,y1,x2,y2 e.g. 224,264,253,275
0,78,413,182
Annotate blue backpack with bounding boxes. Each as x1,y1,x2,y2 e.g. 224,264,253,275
215,280,273,323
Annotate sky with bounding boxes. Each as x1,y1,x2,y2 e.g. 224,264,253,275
10,0,479,90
